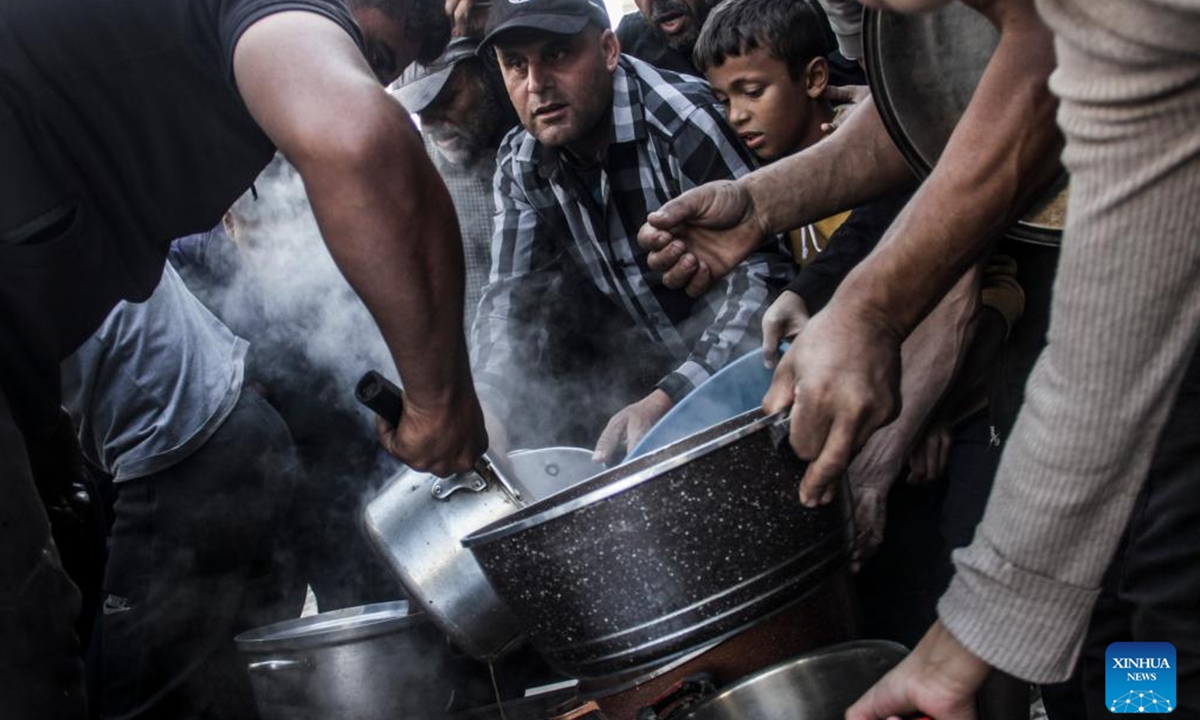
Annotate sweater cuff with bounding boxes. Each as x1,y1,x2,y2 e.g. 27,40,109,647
938,536,1099,684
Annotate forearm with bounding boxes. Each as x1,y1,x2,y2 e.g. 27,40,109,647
940,10,1200,680
297,110,473,410
835,0,1061,337
854,267,980,468
743,96,914,234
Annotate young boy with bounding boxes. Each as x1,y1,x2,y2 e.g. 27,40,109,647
693,0,836,164
694,0,847,263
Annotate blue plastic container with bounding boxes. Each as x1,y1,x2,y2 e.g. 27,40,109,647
628,349,774,459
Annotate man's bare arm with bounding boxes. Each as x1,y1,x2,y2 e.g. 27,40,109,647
233,12,486,475
640,93,914,295
839,0,1061,335
783,0,1061,503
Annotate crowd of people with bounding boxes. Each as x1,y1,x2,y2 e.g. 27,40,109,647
1,0,1197,718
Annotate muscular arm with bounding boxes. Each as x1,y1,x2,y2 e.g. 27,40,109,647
640,94,914,291
836,0,1060,336
777,0,1061,503
747,95,914,233
233,12,485,475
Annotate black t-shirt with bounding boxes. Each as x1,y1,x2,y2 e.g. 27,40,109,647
0,0,362,435
786,191,912,313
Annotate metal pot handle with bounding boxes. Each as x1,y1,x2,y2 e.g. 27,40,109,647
355,370,528,505
246,658,315,674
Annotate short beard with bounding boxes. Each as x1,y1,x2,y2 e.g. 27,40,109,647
425,75,504,165
650,0,706,54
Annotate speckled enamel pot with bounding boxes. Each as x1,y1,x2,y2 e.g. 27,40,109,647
462,409,855,679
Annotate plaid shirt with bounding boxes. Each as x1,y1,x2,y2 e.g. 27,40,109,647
473,56,794,414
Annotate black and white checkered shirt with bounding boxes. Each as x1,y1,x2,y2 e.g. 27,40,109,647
472,56,794,414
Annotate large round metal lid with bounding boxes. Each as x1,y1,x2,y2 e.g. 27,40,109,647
864,5,1067,246
234,600,420,652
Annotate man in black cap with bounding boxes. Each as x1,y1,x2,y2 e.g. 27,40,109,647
472,0,794,460
393,37,519,331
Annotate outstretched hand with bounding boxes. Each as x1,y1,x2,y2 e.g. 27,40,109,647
639,180,769,298
593,390,674,464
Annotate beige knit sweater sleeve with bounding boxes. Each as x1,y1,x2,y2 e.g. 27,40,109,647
938,0,1200,684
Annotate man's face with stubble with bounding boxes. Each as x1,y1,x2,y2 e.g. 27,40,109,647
419,60,509,165
633,0,713,54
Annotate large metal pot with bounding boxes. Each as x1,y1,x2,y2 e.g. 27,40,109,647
463,409,855,679
234,601,460,720
864,4,1068,247
676,640,908,720
555,571,859,720
364,448,604,660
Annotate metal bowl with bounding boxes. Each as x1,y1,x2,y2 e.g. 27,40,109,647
678,640,908,720
864,5,1067,246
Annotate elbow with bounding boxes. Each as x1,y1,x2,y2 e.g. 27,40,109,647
286,90,420,175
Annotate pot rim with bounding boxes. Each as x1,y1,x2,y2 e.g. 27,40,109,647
462,409,786,547
862,7,1064,246
679,639,909,717
234,600,421,652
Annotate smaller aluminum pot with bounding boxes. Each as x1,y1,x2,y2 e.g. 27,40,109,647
677,640,908,720
365,448,604,660
234,601,458,720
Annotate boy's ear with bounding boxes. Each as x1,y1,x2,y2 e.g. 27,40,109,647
805,56,829,99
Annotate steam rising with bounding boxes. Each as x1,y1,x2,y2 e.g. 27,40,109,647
217,156,396,420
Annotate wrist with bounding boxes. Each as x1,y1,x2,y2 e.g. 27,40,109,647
647,388,674,412
828,272,909,346
741,171,778,237
921,621,993,695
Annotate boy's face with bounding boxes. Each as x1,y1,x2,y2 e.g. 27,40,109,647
707,47,823,163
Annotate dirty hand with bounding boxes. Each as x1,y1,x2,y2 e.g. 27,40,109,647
593,389,674,464
638,180,768,298
846,620,990,720
846,437,906,570
907,422,953,485
375,391,488,477
821,85,871,135
762,290,810,369
762,301,902,507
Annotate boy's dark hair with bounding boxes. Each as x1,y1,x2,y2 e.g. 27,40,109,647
693,0,831,81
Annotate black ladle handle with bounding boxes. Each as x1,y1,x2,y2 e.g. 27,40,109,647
355,370,404,426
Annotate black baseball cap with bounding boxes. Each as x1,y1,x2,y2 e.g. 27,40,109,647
392,37,480,113
480,0,611,50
